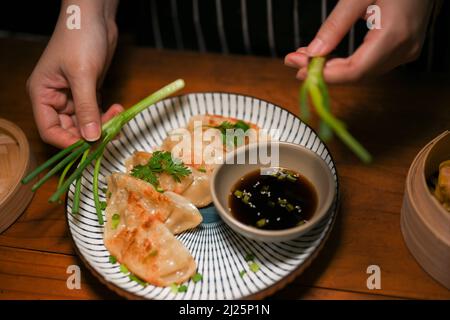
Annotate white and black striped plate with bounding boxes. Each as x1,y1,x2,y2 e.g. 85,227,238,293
66,92,339,300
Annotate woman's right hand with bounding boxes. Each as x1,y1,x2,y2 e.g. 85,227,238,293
27,0,122,148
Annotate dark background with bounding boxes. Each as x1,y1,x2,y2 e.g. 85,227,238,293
0,0,449,72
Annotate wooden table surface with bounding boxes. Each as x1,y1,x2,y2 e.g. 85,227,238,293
0,38,449,300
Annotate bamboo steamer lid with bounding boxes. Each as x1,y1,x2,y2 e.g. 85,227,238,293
401,131,450,289
0,118,36,233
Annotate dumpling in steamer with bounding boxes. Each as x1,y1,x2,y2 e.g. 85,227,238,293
104,173,201,286
435,160,450,212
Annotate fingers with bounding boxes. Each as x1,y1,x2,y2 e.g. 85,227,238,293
284,48,309,69
69,75,102,142
101,103,124,123
36,104,80,148
285,0,370,73
27,78,79,148
321,30,397,83
306,0,372,57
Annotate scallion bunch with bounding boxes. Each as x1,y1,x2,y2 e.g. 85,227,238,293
22,79,185,224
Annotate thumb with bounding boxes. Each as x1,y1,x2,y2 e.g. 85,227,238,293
69,75,102,142
307,0,371,57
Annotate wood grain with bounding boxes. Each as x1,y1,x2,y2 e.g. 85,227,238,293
0,38,449,300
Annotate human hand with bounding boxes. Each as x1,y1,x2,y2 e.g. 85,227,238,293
27,0,122,148
284,0,435,83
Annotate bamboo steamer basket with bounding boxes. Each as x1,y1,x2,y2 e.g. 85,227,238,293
0,118,36,233
401,131,450,289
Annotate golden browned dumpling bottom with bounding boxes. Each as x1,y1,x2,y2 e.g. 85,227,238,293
104,173,201,286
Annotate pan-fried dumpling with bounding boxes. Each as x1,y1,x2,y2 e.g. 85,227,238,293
125,151,194,195
126,115,267,208
105,173,202,234
178,169,212,208
125,151,212,207
104,173,200,286
105,216,196,286
164,191,205,234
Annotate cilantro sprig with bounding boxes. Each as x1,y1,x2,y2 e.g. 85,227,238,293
130,151,191,191
210,120,250,146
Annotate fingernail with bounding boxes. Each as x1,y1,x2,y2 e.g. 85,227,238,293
285,56,298,67
285,56,296,67
307,38,324,56
82,122,100,141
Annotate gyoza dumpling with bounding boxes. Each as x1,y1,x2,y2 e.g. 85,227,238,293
125,151,212,207
105,216,196,286
125,151,194,195
104,173,200,286
178,169,212,208
105,173,202,234
164,191,207,233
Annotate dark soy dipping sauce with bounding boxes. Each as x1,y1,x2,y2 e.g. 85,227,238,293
229,167,318,230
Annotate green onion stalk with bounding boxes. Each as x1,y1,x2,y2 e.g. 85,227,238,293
299,57,372,163
22,79,186,224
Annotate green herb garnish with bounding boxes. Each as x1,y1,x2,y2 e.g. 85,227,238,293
111,213,120,230
178,285,188,293
130,151,191,190
286,174,297,183
108,255,117,264
21,80,185,225
244,253,255,262
198,167,207,173
148,249,158,257
170,283,188,294
286,203,295,212
249,262,260,273
119,264,129,274
100,201,107,211
256,218,266,228
129,274,148,286
239,270,247,278
211,120,250,146
300,57,372,163
170,283,179,294
191,273,203,283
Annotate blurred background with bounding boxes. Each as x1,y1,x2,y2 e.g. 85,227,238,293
0,0,449,72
